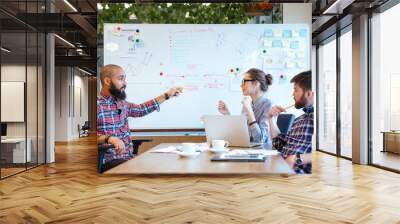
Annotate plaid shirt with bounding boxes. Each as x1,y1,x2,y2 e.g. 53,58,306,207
272,105,314,174
97,94,160,163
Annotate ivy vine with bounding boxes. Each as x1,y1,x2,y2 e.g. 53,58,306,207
97,3,282,36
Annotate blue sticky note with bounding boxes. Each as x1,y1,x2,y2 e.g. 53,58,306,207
290,41,299,49
283,30,292,38
272,40,283,48
264,29,274,38
299,29,308,38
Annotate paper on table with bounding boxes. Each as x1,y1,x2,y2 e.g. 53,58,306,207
228,149,280,156
151,143,209,153
151,146,179,153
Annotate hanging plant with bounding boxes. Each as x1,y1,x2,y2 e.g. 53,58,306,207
97,3,283,36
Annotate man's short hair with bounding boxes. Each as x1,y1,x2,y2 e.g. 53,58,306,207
290,71,312,91
100,64,122,84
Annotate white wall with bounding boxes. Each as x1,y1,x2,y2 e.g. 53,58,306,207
283,3,312,26
55,67,89,141
72,72,89,138
283,3,315,150
55,66,69,141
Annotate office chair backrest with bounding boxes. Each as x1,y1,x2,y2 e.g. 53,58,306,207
97,144,114,173
82,121,90,130
97,139,153,173
276,113,295,135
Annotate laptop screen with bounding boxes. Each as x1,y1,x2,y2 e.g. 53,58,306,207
1,123,7,137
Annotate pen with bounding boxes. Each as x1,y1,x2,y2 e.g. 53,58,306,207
284,104,295,110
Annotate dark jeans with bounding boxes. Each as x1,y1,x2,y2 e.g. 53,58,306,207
99,158,127,173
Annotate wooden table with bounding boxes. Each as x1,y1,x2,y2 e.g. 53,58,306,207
381,131,400,154
105,143,295,175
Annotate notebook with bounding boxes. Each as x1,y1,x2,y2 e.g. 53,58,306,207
210,154,266,162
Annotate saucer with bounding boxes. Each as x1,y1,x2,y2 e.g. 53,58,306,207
177,151,200,158
209,147,229,153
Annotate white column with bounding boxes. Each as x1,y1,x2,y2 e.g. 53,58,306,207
46,33,55,163
352,14,369,164
45,0,55,163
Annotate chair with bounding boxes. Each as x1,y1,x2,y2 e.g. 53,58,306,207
276,113,295,135
97,139,152,173
97,144,114,173
78,121,90,138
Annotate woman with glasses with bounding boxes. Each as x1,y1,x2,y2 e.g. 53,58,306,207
218,68,273,148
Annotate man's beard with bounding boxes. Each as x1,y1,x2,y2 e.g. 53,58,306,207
110,82,127,100
294,93,307,109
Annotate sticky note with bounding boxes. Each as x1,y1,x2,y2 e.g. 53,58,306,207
264,29,273,38
290,41,299,49
300,29,308,38
272,40,282,48
274,30,283,38
263,39,273,48
283,30,292,38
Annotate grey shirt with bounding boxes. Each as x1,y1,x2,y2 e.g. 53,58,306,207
242,94,272,148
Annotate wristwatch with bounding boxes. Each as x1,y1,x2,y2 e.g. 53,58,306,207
164,92,170,100
295,153,303,166
248,120,257,126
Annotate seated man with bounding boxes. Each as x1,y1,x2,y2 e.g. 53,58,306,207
97,64,182,171
268,71,313,174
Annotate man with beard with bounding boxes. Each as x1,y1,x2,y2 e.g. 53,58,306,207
268,71,313,174
97,64,183,171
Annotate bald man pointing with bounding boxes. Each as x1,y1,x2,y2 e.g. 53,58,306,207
97,64,182,171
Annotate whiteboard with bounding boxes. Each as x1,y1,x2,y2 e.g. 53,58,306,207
1,82,25,122
104,24,310,129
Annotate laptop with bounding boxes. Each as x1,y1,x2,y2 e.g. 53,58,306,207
202,115,262,148
1,123,7,140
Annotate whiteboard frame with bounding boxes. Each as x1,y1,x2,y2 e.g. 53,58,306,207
1,81,25,122
104,23,311,130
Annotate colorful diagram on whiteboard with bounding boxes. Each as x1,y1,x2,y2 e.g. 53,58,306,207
103,24,310,129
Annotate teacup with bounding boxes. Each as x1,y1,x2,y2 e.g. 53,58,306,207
212,140,229,150
181,143,197,154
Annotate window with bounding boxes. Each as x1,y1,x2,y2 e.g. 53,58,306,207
370,3,400,171
339,29,352,158
318,37,337,154
0,1,47,179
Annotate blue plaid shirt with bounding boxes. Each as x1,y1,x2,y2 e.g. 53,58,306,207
272,105,314,174
97,94,160,163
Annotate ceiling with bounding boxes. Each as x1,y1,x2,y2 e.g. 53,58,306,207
0,0,97,74
1,0,394,74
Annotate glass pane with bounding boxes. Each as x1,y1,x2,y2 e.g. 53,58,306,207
318,38,337,154
38,33,45,165
371,4,400,171
27,31,38,169
1,12,28,177
340,30,352,158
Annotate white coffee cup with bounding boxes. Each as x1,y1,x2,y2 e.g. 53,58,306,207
181,143,197,154
212,140,229,150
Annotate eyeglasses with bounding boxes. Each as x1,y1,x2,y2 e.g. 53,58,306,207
241,79,255,85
